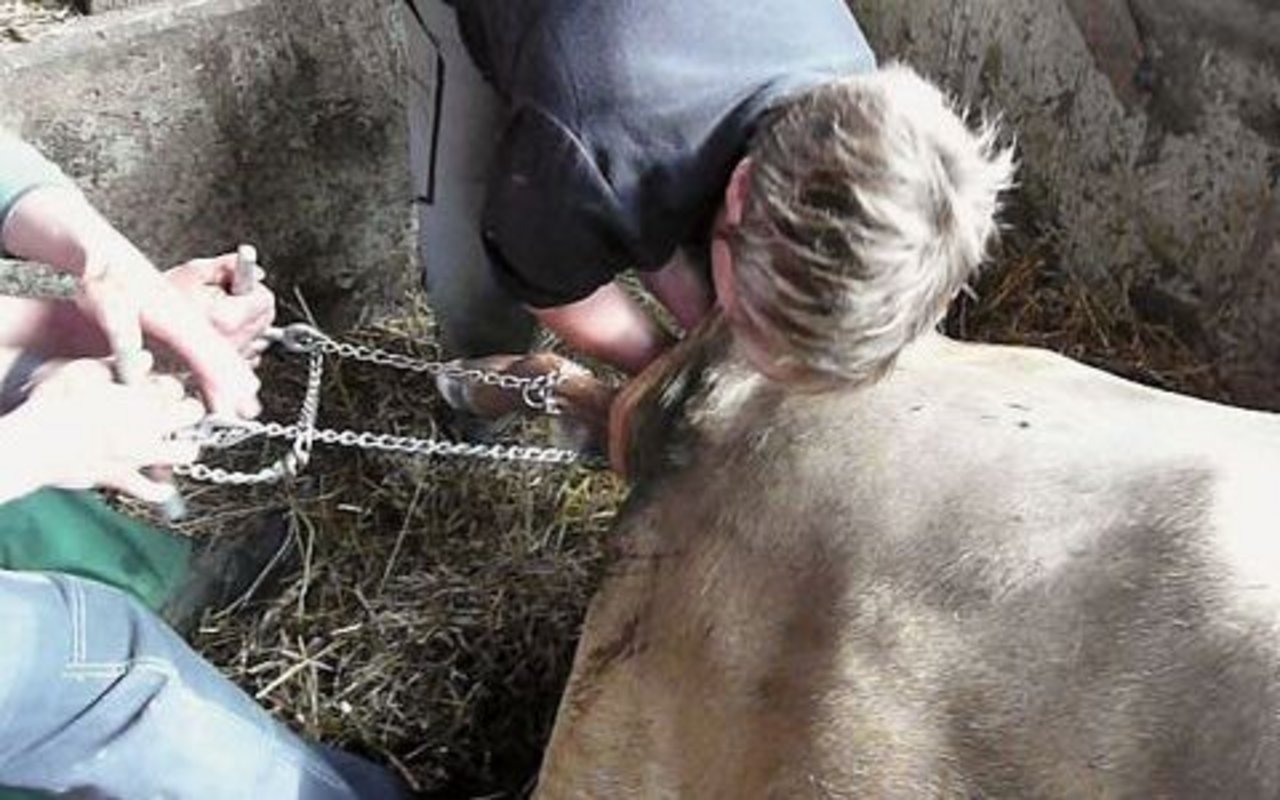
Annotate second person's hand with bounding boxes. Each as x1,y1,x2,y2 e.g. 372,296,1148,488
3,185,264,419
163,251,276,361
14,355,205,503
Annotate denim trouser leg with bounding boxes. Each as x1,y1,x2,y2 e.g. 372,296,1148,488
0,489,190,611
0,571,406,800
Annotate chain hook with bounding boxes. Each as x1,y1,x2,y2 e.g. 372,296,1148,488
171,414,260,448
522,372,564,416
261,323,328,354
283,323,328,353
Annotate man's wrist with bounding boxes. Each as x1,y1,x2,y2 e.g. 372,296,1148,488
1,184,110,276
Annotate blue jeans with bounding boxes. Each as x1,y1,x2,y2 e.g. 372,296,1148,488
0,570,407,799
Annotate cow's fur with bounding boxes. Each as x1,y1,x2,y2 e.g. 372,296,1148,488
536,317,1280,799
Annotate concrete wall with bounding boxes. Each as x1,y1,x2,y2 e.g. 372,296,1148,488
0,0,417,330
849,0,1280,406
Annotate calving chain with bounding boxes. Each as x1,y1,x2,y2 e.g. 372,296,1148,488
173,322,578,486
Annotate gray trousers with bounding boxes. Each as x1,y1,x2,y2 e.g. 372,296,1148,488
0,570,406,799
407,0,535,357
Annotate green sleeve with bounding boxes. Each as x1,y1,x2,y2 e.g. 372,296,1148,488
0,130,76,246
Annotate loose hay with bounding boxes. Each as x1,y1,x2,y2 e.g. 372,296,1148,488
173,302,624,797
947,209,1228,403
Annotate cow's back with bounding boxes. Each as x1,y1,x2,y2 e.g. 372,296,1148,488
537,332,1280,799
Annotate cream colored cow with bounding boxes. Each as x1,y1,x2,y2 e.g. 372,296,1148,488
443,313,1280,799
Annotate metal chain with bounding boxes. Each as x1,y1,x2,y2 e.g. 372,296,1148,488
176,417,579,485
174,323,578,485
272,324,563,415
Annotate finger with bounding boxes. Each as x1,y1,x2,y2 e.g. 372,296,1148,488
147,373,187,403
47,357,114,387
104,469,184,506
210,297,274,345
241,336,272,359
144,439,201,467
172,253,238,287
141,298,262,417
241,306,277,348
163,396,207,430
238,343,268,362
83,280,148,381
81,271,137,341
38,358,117,398
175,250,254,293
111,349,154,386
238,385,263,419
139,394,206,439
249,302,276,335
26,356,70,388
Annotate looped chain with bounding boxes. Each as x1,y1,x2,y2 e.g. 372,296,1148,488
174,323,578,485
270,323,563,415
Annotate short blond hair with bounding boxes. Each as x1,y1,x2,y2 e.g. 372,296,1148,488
728,63,1015,384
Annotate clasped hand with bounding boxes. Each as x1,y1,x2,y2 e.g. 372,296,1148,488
30,251,276,502
16,354,205,503
77,237,272,417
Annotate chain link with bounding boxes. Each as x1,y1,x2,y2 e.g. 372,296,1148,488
275,323,563,415
174,323,578,485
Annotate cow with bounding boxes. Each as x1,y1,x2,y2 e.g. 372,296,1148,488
439,309,1280,798
432,59,1280,797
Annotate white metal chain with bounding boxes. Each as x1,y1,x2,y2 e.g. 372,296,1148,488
274,324,564,416
173,323,578,485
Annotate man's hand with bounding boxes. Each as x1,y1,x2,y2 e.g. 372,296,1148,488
2,186,262,418
10,356,204,503
532,281,674,375
76,229,264,418
164,252,276,360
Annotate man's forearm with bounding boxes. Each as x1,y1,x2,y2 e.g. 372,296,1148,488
1,185,111,275
0,182,135,359
0,131,77,250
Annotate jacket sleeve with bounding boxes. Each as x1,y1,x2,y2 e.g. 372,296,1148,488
0,130,76,254
480,105,631,308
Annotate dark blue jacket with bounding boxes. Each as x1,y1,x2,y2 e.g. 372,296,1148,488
453,0,876,307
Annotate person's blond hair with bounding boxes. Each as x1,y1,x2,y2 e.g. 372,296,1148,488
728,63,1015,384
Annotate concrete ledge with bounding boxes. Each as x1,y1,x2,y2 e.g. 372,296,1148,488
0,0,417,330
75,0,161,14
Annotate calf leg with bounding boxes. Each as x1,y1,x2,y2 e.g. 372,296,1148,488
435,352,616,459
